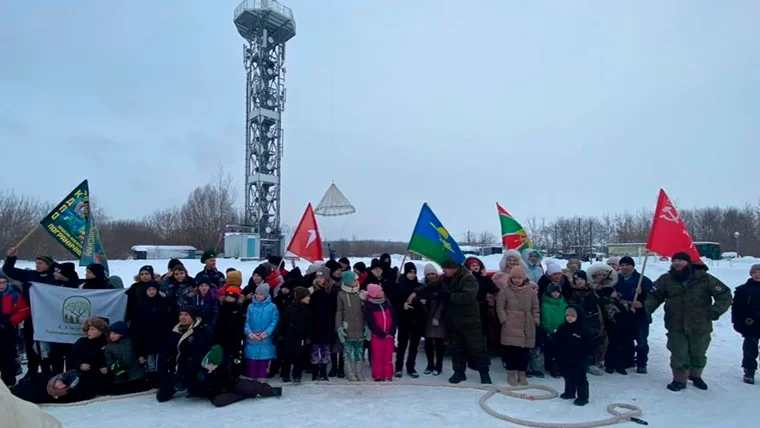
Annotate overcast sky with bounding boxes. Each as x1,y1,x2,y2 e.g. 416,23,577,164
1,1,758,242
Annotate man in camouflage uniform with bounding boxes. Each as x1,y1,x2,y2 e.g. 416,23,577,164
645,251,732,391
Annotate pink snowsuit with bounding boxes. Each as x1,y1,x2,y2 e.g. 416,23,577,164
364,298,397,380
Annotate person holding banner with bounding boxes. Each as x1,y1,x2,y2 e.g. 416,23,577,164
3,247,61,381
1,273,30,386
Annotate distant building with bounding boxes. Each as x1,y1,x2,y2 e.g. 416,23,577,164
606,242,721,260
131,245,197,260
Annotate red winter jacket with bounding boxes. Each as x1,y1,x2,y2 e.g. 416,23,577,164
1,290,30,326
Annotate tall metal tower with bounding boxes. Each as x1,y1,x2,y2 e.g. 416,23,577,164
234,0,296,256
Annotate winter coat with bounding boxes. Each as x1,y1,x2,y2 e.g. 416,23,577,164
521,248,544,284
309,283,338,344
335,285,365,340
125,280,152,321
79,277,113,289
566,287,605,338
416,265,481,330
194,290,219,329
243,294,279,360
361,272,390,293
159,318,211,381
67,336,107,390
278,302,313,358
0,380,63,427
0,287,29,327
2,256,61,306
130,292,171,358
365,298,397,338
732,279,760,338
419,279,446,338
104,337,145,383
214,300,247,358
554,316,594,366
645,265,732,334
495,278,540,348
540,293,567,333
194,269,226,289
391,276,427,330
614,270,653,322
163,277,196,316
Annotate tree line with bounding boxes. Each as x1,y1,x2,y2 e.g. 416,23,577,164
1,175,758,260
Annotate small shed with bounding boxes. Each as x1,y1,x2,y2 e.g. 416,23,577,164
131,245,197,260
224,233,261,259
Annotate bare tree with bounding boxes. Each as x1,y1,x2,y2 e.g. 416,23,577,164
477,230,498,247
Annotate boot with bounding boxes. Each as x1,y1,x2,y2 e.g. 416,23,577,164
40,358,52,376
355,361,366,382
319,363,329,381
337,354,345,379
689,368,708,390
667,369,688,391
328,356,338,378
479,370,492,384
507,370,519,387
574,381,589,406
448,371,466,384
311,364,319,381
345,360,357,382
517,371,529,386
744,370,755,385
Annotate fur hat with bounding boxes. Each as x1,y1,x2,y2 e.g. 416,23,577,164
547,282,562,295
109,321,128,336
500,250,524,272
545,263,562,276
226,270,242,287
366,283,383,299
672,251,692,263
86,263,107,280
403,262,417,275
423,263,439,276
341,271,357,286
200,249,217,264
619,256,635,267
294,286,310,302
441,258,459,270
81,317,109,335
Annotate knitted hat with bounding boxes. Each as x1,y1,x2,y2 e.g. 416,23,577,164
255,284,269,296
109,321,129,336
547,282,562,295
35,255,55,267
573,270,588,282
545,263,562,276
353,261,367,273
86,263,106,280
226,270,243,287
200,249,217,264
369,259,382,270
196,275,211,287
253,264,271,279
325,259,342,274
280,279,298,292
366,283,383,299
267,255,283,266
168,258,183,270
441,258,459,269
750,264,760,275
672,251,692,263
180,305,200,320
59,370,80,388
510,265,527,279
424,263,439,275
403,262,417,275
294,286,310,302
55,262,78,280
565,306,579,318
203,344,224,367
225,285,242,296
144,280,159,291
109,275,124,289
172,264,187,273
341,271,357,286
139,265,155,277
338,256,350,266
619,256,635,267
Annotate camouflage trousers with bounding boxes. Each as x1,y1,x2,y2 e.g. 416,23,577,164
666,331,711,370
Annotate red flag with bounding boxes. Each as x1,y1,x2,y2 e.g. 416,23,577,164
286,203,324,263
646,189,701,263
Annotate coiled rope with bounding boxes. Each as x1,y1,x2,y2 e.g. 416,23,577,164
40,380,646,426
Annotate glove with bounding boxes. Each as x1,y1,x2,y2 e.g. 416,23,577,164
432,318,440,327
363,326,371,342
337,326,346,344
109,362,128,380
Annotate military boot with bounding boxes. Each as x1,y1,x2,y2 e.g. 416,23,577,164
667,369,688,391
689,368,708,390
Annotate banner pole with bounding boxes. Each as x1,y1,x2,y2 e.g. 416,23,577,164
632,252,650,312
15,224,40,248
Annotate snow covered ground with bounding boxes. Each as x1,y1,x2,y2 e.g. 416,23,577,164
12,255,758,427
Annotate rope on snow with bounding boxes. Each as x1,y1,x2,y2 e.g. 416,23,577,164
39,379,647,426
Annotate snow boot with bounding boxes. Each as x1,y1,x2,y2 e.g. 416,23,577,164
395,371,403,378
574,381,589,406
345,360,357,382
744,370,755,385
636,366,648,374
615,367,628,375
407,369,420,379
689,368,708,390
479,370,492,384
355,361,366,382
424,366,433,375
311,364,319,382
319,363,329,381
667,369,688,392
337,354,345,379
448,371,466,384
517,371,529,386
507,370,519,387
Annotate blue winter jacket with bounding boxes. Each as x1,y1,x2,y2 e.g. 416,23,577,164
614,270,653,322
243,294,279,360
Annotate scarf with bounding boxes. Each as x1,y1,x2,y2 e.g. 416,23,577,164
341,284,359,294
369,297,386,305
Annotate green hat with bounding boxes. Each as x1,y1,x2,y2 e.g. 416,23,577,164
341,270,357,286
201,249,218,264
203,344,224,367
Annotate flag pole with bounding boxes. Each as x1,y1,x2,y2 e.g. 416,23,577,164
632,252,650,311
15,224,40,248
396,252,408,280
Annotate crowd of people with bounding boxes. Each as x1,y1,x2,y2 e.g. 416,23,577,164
1,246,758,410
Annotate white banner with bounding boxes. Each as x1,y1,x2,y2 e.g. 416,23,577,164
29,282,127,344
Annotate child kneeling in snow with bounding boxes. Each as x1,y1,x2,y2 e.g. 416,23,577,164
364,284,397,382
105,321,150,395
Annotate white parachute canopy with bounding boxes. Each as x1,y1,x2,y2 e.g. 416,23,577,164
315,183,355,217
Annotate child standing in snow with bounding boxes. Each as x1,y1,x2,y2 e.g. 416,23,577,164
130,280,170,388
732,264,760,384
279,287,313,383
364,283,397,382
540,282,567,378
309,271,338,381
419,263,445,376
555,305,594,406
104,321,149,395
335,271,367,382
243,285,279,381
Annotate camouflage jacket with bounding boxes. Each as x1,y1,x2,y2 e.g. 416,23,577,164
645,267,732,334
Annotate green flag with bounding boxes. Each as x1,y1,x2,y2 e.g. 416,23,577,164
81,215,109,274
496,202,531,251
407,203,465,265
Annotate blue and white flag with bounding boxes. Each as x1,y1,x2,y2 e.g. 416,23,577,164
29,283,127,343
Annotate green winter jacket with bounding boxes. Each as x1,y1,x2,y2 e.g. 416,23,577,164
645,266,732,335
540,294,567,333
440,265,481,329
104,337,145,383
